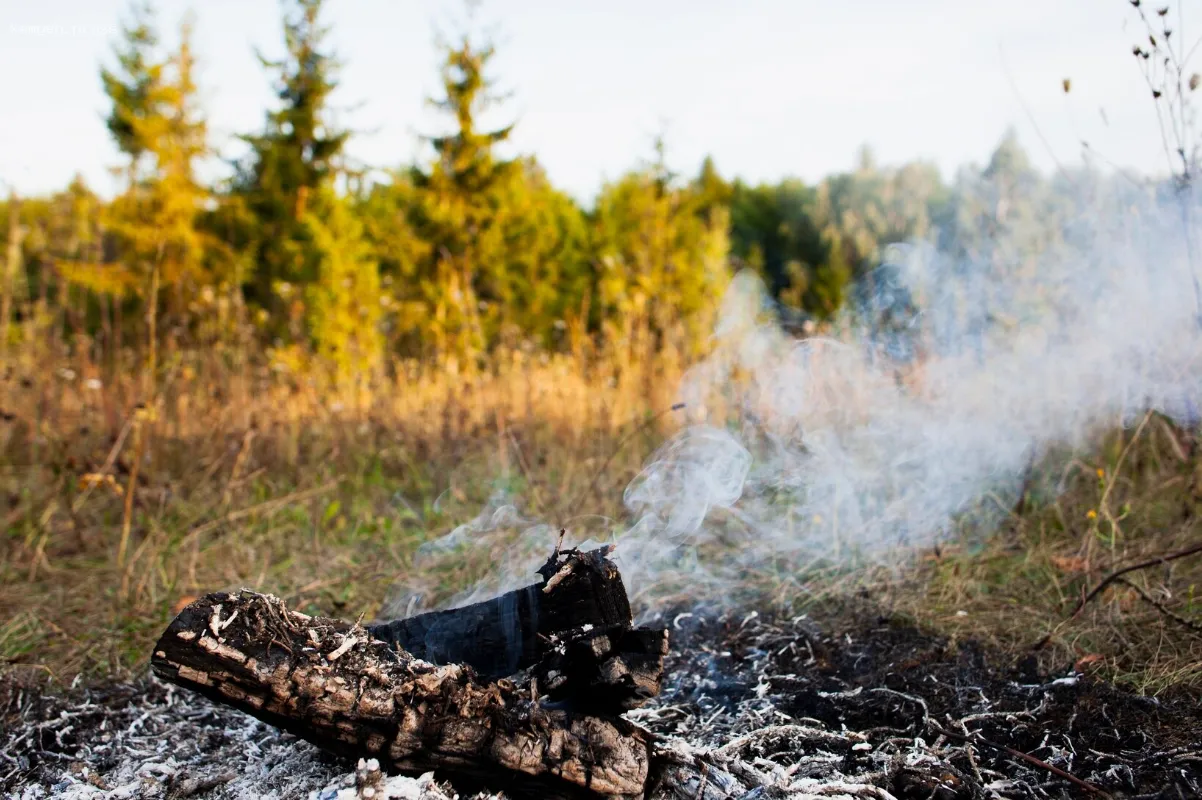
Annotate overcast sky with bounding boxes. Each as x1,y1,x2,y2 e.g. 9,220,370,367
0,0,1184,201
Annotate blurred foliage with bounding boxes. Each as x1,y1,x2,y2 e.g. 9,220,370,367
0,0,1158,378
4,0,1201,695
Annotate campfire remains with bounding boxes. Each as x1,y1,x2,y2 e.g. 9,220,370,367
365,544,668,712
148,546,751,798
8,595,1200,798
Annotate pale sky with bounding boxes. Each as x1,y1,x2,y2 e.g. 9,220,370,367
0,0,1185,202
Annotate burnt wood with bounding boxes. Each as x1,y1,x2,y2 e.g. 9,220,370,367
366,547,634,680
536,625,670,713
150,590,651,798
150,590,754,799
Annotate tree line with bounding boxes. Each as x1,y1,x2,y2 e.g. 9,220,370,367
0,0,1135,385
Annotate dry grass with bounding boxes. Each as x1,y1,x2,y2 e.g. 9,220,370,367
2,336,1201,694
880,415,1202,694
0,338,685,683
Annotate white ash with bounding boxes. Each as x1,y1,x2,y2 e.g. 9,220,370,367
7,608,1195,798
310,759,485,800
3,665,909,800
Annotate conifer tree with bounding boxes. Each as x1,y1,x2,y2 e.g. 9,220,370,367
100,2,159,175
355,173,431,355
100,9,209,330
729,178,836,318
303,188,382,388
235,0,349,322
592,142,731,356
489,158,590,348
692,155,734,224
409,20,519,357
1,192,22,353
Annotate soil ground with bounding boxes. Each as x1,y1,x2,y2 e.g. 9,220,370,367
3,605,1199,799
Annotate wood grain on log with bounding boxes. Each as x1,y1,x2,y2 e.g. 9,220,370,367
151,590,651,799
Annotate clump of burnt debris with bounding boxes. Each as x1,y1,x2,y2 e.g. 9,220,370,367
2,550,1200,799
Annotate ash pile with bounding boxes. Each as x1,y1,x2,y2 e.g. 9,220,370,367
3,548,1200,799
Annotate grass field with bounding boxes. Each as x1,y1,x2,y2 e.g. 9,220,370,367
2,340,1201,694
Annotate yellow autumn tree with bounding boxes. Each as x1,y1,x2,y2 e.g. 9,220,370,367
97,8,210,340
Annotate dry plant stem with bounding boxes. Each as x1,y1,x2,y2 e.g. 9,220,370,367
223,428,256,506
117,260,161,568
146,260,159,400
564,402,686,518
179,480,340,546
71,415,135,513
117,419,143,568
928,721,1110,797
1114,576,1202,636
1032,540,1202,651
1012,450,1037,517
507,430,546,517
1099,411,1153,521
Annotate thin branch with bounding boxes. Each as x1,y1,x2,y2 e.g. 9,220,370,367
1032,540,1202,650
178,479,341,546
929,721,1112,797
998,46,1077,190
1115,576,1202,636
563,402,686,518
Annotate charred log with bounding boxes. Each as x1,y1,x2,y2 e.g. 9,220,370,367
536,625,670,713
366,547,634,681
151,590,735,799
151,590,652,799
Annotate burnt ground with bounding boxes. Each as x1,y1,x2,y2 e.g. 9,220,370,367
633,607,1202,799
2,607,1201,799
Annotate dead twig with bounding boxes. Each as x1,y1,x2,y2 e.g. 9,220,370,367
929,721,1111,797
1032,540,1202,651
1115,576,1202,637
71,415,135,513
505,430,547,517
178,480,340,547
543,561,575,594
222,428,256,506
1012,448,1037,517
325,633,358,662
564,402,686,518
117,411,147,568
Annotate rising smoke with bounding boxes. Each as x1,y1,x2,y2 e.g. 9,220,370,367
388,168,1202,617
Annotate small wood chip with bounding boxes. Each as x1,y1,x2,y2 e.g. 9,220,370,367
543,563,575,594
208,604,224,637
216,609,238,634
326,634,358,662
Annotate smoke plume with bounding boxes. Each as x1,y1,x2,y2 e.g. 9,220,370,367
389,171,1202,616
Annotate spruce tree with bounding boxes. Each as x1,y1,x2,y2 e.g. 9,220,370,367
728,179,837,319
303,188,382,389
100,10,209,328
592,143,731,357
409,25,518,357
235,0,350,323
490,158,590,349
100,2,159,174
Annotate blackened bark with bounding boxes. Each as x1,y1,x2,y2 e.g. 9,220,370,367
536,626,670,713
151,590,651,799
152,590,754,799
366,547,634,680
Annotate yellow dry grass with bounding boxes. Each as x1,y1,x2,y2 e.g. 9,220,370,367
2,335,1201,693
